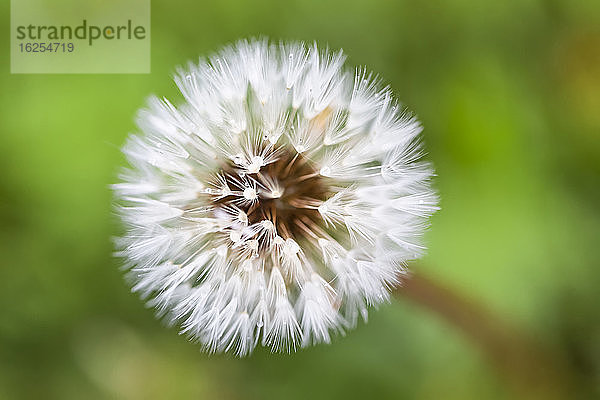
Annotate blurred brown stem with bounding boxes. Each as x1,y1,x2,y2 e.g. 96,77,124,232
396,270,570,400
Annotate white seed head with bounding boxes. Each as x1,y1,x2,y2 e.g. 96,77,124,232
237,210,248,225
261,219,274,231
229,230,242,243
115,38,438,356
246,156,264,174
243,187,258,201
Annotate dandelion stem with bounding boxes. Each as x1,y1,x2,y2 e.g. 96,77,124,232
396,270,571,400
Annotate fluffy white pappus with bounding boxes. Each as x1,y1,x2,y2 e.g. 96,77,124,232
114,38,438,356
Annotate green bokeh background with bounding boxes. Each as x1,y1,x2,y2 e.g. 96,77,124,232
1,1,599,399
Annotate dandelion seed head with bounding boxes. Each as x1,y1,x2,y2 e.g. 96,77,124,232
114,38,439,356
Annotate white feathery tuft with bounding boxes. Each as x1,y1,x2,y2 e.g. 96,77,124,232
114,38,438,356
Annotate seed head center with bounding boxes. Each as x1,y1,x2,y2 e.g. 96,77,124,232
213,148,329,256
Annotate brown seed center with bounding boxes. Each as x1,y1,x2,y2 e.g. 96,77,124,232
215,148,330,253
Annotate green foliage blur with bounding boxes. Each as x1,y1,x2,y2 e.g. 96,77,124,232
1,1,599,399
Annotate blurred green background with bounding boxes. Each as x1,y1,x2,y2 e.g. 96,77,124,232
1,0,599,399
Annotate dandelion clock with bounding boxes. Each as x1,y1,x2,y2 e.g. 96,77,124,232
113,38,438,356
